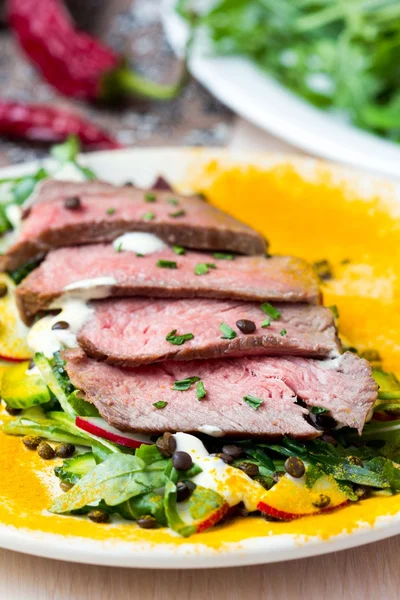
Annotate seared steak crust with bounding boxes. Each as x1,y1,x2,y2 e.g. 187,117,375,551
2,180,266,270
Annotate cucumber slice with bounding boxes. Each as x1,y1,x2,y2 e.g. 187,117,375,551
34,352,75,415
55,452,97,485
1,361,50,409
373,368,400,400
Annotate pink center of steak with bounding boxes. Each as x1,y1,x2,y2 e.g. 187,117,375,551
79,299,340,365
16,245,321,323
64,351,377,437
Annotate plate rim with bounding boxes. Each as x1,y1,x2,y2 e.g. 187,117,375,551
161,0,400,180
1,145,400,568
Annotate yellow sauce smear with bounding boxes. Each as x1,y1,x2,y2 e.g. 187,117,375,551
1,157,400,549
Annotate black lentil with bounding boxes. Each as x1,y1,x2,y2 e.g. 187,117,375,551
315,412,337,430
0,282,8,298
64,195,81,210
22,435,42,450
88,510,110,523
37,441,56,460
237,462,259,478
284,456,305,478
172,451,193,471
5,405,21,416
312,494,331,509
51,320,69,330
176,480,196,502
137,515,157,529
55,443,75,459
236,319,256,334
156,432,176,458
218,452,234,464
221,444,244,459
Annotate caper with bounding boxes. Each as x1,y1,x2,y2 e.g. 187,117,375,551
156,432,176,458
221,444,243,459
137,515,157,529
55,443,75,459
236,462,259,478
60,481,74,492
88,510,109,523
51,320,69,331
284,456,305,478
347,456,363,467
172,451,193,471
64,196,81,210
37,441,55,460
312,494,331,509
5,405,22,416
23,435,42,450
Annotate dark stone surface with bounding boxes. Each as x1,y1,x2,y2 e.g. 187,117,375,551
0,0,233,166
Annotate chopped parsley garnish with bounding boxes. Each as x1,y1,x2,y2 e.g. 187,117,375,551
261,318,271,328
172,245,186,255
142,211,155,222
167,198,179,206
166,329,194,345
169,209,185,218
260,302,281,320
329,305,339,319
115,242,123,253
213,252,235,260
196,380,206,400
313,259,333,281
153,401,168,409
157,259,177,269
136,253,144,258
106,207,115,215
219,322,237,339
310,406,329,415
173,376,200,391
145,193,156,202
194,263,216,276
280,329,287,336
243,395,264,410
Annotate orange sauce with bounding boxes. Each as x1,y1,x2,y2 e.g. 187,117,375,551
1,156,400,548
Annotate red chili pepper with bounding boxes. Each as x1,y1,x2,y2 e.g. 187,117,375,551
8,0,187,103
0,101,122,149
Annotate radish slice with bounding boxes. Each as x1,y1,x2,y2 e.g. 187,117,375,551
75,416,152,448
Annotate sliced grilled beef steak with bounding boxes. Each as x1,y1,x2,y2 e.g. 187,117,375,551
1,180,266,271
16,246,321,324
79,299,340,365
64,351,377,437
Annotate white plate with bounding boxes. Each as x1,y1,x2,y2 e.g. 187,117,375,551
1,147,400,569
161,0,400,180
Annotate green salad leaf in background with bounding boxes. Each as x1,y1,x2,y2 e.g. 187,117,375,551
178,0,400,141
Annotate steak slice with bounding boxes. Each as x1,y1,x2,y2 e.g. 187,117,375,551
64,350,377,437
79,299,340,365
1,179,266,270
16,245,321,324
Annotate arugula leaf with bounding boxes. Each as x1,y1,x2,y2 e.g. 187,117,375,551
51,135,80,163
118,492,167,525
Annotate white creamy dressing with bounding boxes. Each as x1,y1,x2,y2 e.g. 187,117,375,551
112,232,167,255
27,298,93,357
62,277,117,300
197,425,224,437
5,204,22,230
174,433,265,511
51,161,87,182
